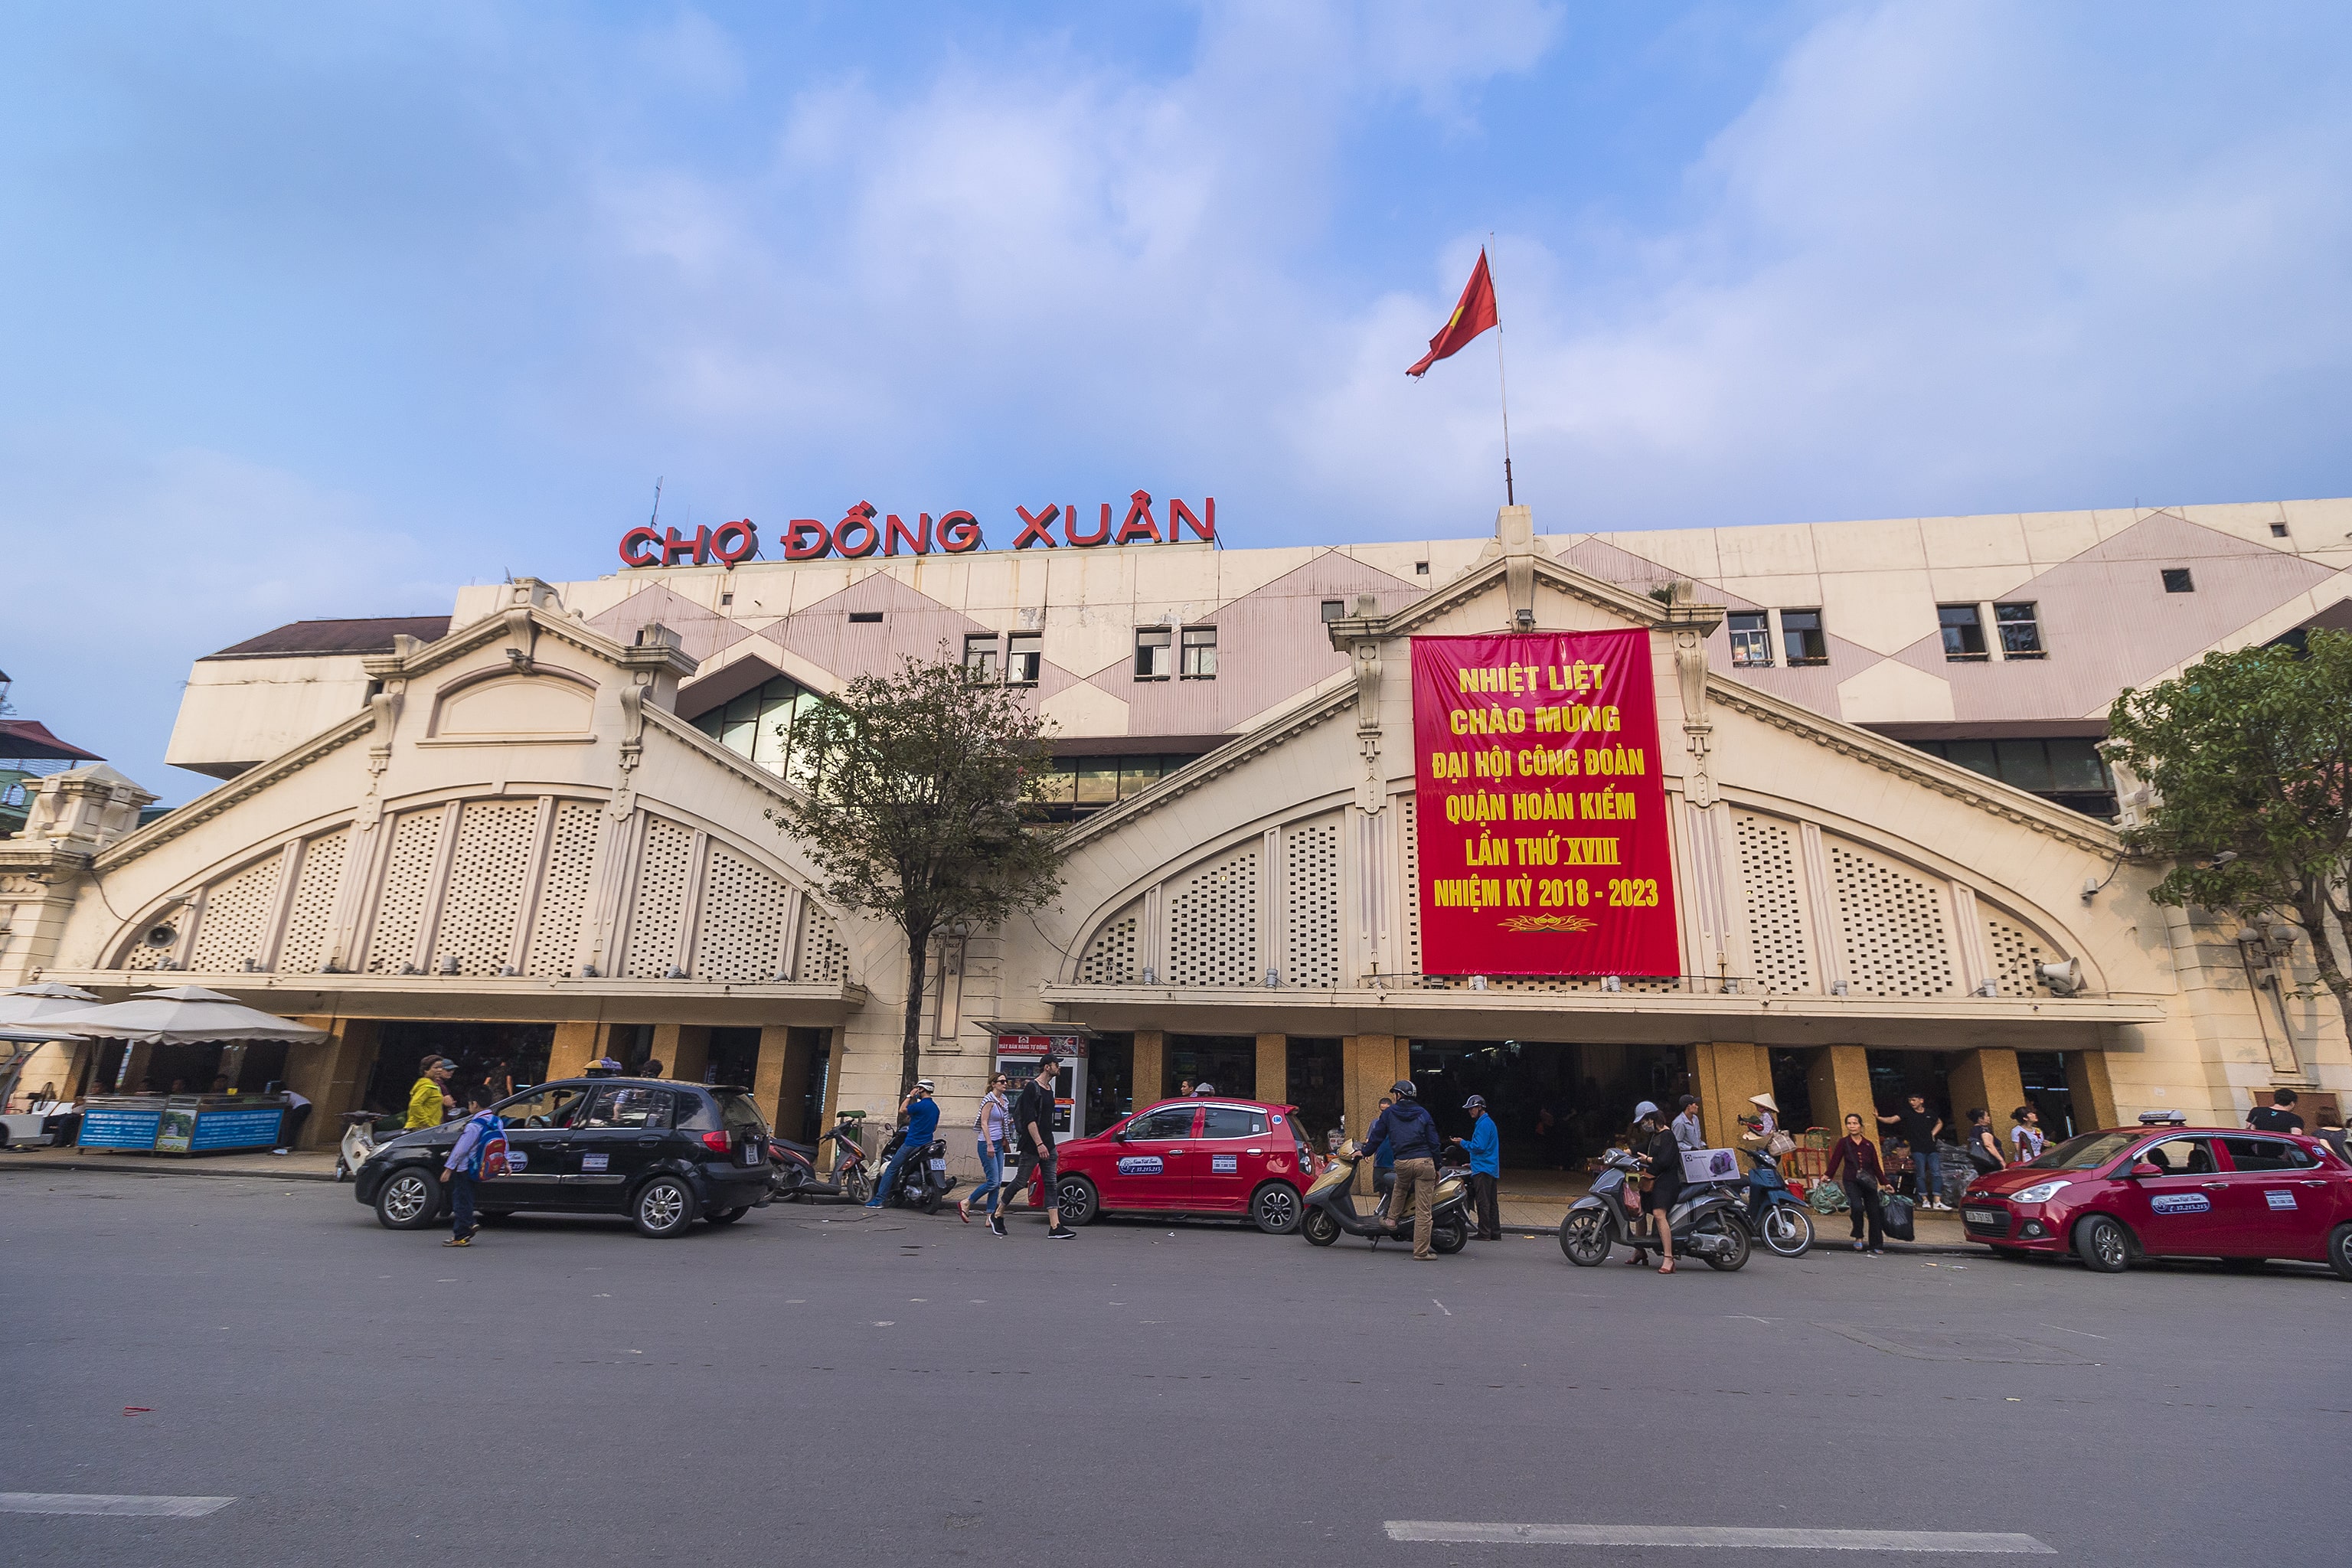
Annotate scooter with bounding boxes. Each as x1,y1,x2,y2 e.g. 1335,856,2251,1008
335,1110,403,1181
1737,1148,1815,1257
769,1122,872,1204
1299,1142,1472,1254
1557,1146,1752,1270
874,1127,958,1214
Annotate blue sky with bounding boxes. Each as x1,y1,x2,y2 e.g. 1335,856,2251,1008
6,2,2350,802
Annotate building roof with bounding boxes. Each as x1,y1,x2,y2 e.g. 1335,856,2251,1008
201,616,452,661
0,718,103,763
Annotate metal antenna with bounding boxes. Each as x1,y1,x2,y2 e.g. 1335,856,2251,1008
649,476,665,529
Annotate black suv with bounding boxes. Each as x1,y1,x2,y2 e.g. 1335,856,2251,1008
354,1077,772,1238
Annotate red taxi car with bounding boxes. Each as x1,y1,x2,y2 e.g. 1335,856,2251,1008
1961,1119,2352,1276
1047,1096,1322,1234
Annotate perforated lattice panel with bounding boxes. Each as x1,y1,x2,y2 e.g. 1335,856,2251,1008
189,856,283,972
1828,843,1955,998
1285,818,1341,988
1985,917,2050,998
697,846,790,982
526,801,601,978
797,904,848,986
625,817,697,978
1735,813,1811,993
1401,801,1421,975
1167,848,1259,987
366,810,446,973
433,801,539,975
277,828,349,974
122,929,173,970
1077,905,1142,985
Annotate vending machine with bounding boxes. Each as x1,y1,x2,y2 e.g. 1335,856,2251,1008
984,1024,1096,1138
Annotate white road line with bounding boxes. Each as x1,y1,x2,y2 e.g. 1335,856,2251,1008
1384,1521,2053,1553
1432,1298,1452,1315
1,1494,237,1518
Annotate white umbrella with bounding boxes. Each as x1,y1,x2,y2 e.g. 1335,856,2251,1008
38,985,330,1046
0,983,101,1026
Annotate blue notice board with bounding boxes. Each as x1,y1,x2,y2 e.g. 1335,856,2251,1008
190,1108,286,1152
77,1108,165,1149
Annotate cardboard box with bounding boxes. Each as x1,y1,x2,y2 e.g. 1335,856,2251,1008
1681,1146,1741,1184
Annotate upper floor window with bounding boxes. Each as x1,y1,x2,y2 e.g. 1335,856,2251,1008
848,611,884,624
962,634,1000,681
1994,602,2044,658
1135,627,1172,681
1006,632,1041,686
1781,609,1828,666
2162,568,2195,593
1181,626,1218,679
689,674,816,777
1727,612,1772,668
1320,599,1345,622
1939,604,1988,661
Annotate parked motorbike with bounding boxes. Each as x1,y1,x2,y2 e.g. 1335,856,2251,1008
335,1110,401,1181
874,1126,958,1214
769,1122,872,1204
1557,1146,1752,1270
1737,1148,1815,1258
1299,1142,1472,1254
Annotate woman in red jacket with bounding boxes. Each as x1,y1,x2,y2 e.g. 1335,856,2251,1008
1824,1112,1886,1254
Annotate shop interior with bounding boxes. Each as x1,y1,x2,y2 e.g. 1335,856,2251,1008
359,1021,554,1116
92,1038,288,1096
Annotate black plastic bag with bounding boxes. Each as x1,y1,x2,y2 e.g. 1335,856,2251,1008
1880,1192,1916,1242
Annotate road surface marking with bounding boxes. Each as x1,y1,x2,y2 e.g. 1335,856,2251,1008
1432,1298,1452,1315
1383,1521,2053,1553
1,1494,237,1518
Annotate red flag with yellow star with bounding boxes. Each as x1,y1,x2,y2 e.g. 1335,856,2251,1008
1406,248,1499,377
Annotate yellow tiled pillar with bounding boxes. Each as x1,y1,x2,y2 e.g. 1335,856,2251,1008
288,1016,381,1148
1805,1045,1875,1138
1691,1041,1772,1148
652,1024,710,1083
1132,1030,1165,1108
753,1025,795,1129
1255,1033,1287,1106
2065,1050,2120,1132
547,1021,608,1083
1344,1033,1409,1194
1947,1049,2027,1138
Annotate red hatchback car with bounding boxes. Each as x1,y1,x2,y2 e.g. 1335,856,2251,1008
1047,1097,1323,1234
1960,1122,2352,1276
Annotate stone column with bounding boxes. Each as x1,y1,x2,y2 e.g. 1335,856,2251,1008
1805,1045,1875,1138
1690,1041,1771,1148
547,1021,608,1083
2064,1050,2119,1131
1132,1030,1165,1108
1947,1048,2027,1138
1254,1032,1287,1106
1344,1033,1408,1194
287,1016,381,1148
652,1024,710,1083
753,1025,794,1129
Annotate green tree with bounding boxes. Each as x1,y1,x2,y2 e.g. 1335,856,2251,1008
2106,629,2352,1038
769,651,1065,1102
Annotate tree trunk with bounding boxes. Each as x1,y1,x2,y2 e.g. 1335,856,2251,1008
2292,899,2352,1050
898,921,933,1104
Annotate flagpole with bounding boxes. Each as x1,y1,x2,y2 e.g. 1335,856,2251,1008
1491,236,1514,505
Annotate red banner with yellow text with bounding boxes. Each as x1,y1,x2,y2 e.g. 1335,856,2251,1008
1412,631,1680,977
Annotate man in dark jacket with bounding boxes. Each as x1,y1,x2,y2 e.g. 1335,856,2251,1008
1361,1080,1442,1259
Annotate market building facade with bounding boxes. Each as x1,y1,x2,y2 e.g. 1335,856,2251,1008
5,494,2348,1172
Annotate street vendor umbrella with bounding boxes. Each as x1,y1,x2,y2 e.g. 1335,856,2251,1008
36,985,330,1046
0,982,102,1025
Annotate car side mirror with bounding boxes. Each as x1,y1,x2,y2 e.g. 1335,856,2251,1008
2128,1161,2162,1178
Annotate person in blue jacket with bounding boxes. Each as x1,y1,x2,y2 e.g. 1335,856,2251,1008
1451,1094,1503,1240
1361,1081,1445,1259
867,1079,940,1208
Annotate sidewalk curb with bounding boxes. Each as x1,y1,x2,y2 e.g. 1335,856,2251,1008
1494,1223,1980,1256
0,1156,341,1184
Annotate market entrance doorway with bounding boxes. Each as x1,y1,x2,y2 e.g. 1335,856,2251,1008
1406,1039,1694,1173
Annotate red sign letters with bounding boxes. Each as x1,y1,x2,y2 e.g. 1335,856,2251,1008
1411,631,1681,978
617,491,1214,568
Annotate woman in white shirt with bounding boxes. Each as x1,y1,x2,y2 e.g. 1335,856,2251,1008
959,1073,1014,1224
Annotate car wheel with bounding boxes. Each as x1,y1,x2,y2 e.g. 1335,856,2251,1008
1250,1183,1301,1235
373,1167,443,1231
2327,1223,2352,1282
633,1176,697,1238
1559,1209,1611,1266
706,1207,750,1226
1302,1207,1341,1246
1055,1174,1099,1227
2074,1214,2132,1273
1431,1214,1468,1255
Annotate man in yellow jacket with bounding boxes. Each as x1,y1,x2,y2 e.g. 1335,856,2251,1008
407,1057,456,1130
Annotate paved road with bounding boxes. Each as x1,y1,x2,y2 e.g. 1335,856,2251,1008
4,1168,2342,1566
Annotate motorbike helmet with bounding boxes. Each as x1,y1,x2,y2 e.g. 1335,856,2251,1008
1462,1094,1487,1110
1192,1082,1216,1095
1391,1080,1417,1099
1632,1099,1661,1122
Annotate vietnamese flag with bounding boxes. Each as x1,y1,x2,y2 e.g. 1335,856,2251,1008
1406,248,1499,377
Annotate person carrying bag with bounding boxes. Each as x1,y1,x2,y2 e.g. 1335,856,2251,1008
1824,1112,1888,1254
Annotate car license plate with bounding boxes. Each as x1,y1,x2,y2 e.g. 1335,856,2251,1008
743,1144,763,1165
1963,1207,2001,1226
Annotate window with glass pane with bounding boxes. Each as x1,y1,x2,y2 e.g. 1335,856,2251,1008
1006,633,1041,685
1119,757,1163,796
1727,612,1772,667
1135,628,1172,680
1781,609,1828,665
1994,603,2043,658
1939,604,1987,659
1036,763,1076,805
1181,626,1217,678
1074,760,1119,805
1320,599,1344,622
1945,739,1998,777
694,675,810,778
1993,739,2055,792
963,635,1000,681
2046,739,2109,792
